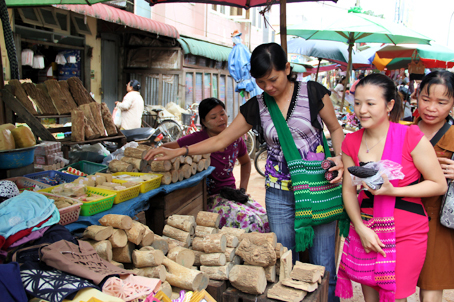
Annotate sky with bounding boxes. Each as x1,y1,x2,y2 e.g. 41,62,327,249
270,0,454,47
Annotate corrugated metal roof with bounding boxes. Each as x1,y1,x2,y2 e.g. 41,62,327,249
178,37,232,62
55,3,179,39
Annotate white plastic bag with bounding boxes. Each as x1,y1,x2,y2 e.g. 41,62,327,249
350,160,405,189
21,49,34,67
113,107,122,128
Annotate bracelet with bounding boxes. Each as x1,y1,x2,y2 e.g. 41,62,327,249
184,146,189,157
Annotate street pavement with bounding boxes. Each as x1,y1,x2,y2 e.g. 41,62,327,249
232,161,454,302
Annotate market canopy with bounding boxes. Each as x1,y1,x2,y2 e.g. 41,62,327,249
6,0,109,5
178,37,231,62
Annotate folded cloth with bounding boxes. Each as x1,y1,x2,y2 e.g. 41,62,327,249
0,191,57,246
0,262,28,302
9,226,50,249
3,217,51,250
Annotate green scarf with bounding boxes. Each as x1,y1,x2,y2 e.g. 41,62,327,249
264,92,348,251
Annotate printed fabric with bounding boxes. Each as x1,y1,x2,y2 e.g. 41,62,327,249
263,91,347,251
208,194,270,233
336,122,408,302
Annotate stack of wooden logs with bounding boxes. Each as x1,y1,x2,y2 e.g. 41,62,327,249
267,261,325,302
108,145,212,184
5,77,118,142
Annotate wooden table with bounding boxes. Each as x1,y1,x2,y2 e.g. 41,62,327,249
145,175,208,235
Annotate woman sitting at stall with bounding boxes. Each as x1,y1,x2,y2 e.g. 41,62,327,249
162,98,269,233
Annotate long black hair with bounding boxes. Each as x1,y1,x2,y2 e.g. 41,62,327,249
129,79,141,91
198,98,225,129
250,43,295,81
356,73,403,123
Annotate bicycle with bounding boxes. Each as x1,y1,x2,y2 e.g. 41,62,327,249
243,130,256,158
142,108,182,144
181,103,200,136
254,142,267,177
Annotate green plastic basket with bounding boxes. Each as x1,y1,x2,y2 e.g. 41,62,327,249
59,160,108,175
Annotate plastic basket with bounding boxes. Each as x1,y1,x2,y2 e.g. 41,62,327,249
182,113,198,126
6,177,51,191
59,160,108,175
112,172,163,193
24,170,79,185
102,180,142,204
40,192,82,225
38,186,115,216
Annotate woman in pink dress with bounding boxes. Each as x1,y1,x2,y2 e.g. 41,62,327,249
336,73,447,302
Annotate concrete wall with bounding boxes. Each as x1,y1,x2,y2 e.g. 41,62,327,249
84,16,102,103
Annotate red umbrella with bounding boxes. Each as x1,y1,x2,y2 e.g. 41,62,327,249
144,0,338,54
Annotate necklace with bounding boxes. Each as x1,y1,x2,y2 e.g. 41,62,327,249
364,133,386,153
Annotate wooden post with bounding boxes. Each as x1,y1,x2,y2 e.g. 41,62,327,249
280,0,288,55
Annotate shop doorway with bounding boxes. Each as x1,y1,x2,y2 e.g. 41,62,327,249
101,34,119,112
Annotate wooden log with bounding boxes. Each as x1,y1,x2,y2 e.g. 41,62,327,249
235,238,276,267
200,253,226,266
151,235,169,255
239,232,277,248
281,278,318,292
87,240,112,262
279,250,292,282
200,262,233,281
108,229,128,248
267,282,307,302
202,153,210,159
182,156,192,165
137,265,167,282
172,159,180,171
290,262,325,283
67,76,94,105
125,221,146,245
232,255,242,265
124,147,146,159
141,226,155,246
264,265,276,283
178,169,184,182
195,226,218,237
192,237,205,252
112,242,135,263
167,215,196,234
225,234,239,248
161,281,172,299
191,162,197,175
196,211,220,228
109,159,133,173
84,119,97,140
229,265,267,295
8,79,37,114
99,214,132,230
121,156,147,171
199,273,209,291
151,160,172,172
71,109,85,142
79,104,101,137
275,243,284,259
192,250,205,266
162,235,188,249
224,247,235,262
204,157,211,169
143,165,153,173
219,227,245,238
83,225,113,241
132,249,165,267
45,79,77,114
197,160,205,172
170,169,179,183
162,257,205,291
160,172,172,185
89,102,107,136
180,164,192,179
179,156,185,164
100,102,118,136
167,246,195,268
109,260,124,269
58,80,79,111
202,234,226,253
192,155,202,162
22,82,58,114
163,225,191,246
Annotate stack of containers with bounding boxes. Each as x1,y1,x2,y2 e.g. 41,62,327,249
34,141,66,171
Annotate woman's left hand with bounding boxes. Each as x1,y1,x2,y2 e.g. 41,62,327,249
327,155,343,184
362,174,396,196
439,157,454,180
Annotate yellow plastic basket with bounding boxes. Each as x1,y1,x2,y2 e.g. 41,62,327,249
112,172,163,194
102,180,142,204
38,186,116,216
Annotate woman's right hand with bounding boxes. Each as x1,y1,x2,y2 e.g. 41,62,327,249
144,147,185,161
355,223,386,257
